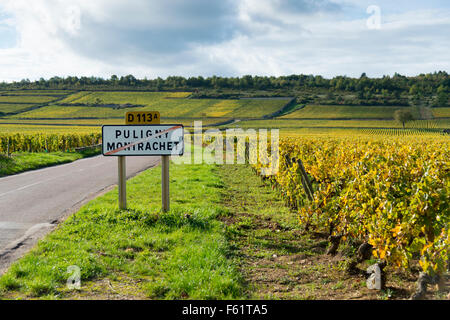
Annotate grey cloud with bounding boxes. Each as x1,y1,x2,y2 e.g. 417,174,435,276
59,0,343,64
237,0,342,33
1,0,448,80
59,0,240,65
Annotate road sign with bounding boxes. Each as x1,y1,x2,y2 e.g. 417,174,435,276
102,124,184,156
126,111,160,124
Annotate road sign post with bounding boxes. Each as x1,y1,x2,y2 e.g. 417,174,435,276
118,155,126,209
102,123,184,212
123,111,161,210
161,155,170,211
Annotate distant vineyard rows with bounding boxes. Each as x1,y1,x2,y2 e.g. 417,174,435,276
0,133,102,153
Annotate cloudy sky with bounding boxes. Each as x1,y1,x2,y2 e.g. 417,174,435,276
0,0,449,82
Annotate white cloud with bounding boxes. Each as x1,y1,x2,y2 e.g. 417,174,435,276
202,7,450,78
0,0,448,81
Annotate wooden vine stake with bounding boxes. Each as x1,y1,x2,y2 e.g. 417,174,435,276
7,136,10,157
284,154,314,201
295,158,314,200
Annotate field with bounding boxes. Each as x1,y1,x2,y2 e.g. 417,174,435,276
0,90,74,96
0,124,100,134
0,104,35,114
223,118,450,131
0,89,449,301
0,90,448,150
61,91,190,105
10,105,130,119
7,92,290,122
280,105,420,119
0,118,225,129
0,95,58,104
58,91,191,104
0,90,74,116
0,132,101,153
271,127,445,138
432,108,450,118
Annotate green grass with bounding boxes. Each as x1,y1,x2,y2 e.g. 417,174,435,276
279,105,419,119
0,161,245,299
0,150,100,177
0,96,58,104
0,104,35,114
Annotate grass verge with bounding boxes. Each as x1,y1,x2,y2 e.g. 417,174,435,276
219,164,426,300
0,149,100,177
0,161,245,300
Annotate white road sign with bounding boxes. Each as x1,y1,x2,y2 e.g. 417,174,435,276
102,124,184,156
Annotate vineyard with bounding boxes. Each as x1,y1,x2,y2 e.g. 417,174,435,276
0,104,35,114
0,0,449,303
58,91,191,104
0,95,58,104
0,124,100,134
0,90,74,96
0,87,448,300
253,136,449,292
228,118,450,131
11,97,289,120
432,108,450,118
280,105,420,119
0,132,102,153
358,128,444,136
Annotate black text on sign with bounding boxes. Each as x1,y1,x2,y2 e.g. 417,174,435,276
126,111,160,124
102,125,184,156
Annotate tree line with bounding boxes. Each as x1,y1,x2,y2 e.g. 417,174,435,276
0,72,448,107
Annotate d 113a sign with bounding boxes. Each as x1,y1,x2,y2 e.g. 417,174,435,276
102,124,184,156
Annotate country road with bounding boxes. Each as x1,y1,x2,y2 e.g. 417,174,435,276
0,155,160,273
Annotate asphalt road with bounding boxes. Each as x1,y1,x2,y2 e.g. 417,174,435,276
0,155,159,273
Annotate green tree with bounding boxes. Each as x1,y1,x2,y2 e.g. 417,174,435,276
394,109,414,128
409,84,419,95
435,85,448,107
